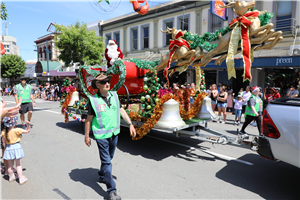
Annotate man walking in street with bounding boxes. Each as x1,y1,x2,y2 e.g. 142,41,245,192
239,87,263,138
84,73,136,200
14,77,36,129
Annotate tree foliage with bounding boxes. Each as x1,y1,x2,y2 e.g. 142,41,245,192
1,54,27,80
1,2,8,20
54,21,105,67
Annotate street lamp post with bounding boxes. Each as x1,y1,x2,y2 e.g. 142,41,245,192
46,40,50,86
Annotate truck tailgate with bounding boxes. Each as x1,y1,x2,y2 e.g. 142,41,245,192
266,101,300,168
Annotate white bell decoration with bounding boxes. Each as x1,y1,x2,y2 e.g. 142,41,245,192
195,96,217,119
68,91,79,106
155,99,186,128
145,95,150,99
144,77,148,82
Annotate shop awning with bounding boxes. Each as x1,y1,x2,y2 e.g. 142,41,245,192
35,61,62,73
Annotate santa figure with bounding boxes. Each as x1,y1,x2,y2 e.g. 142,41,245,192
104,39,123,68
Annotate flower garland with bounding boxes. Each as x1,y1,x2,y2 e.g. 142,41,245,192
62,108,86,122
131,92,206,140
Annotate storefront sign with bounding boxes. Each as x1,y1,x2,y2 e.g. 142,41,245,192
276,58,293,66
190,56,300,69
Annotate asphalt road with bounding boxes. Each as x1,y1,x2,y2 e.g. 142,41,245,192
1,96,300,200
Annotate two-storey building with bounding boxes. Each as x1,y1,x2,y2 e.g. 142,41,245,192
100,0,300,96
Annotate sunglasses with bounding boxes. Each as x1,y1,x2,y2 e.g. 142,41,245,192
97,80,110,85
20,79,26,81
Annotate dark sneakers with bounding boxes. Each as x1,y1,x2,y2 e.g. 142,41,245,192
108,192,121,200
99,177,106,184
239,131,249,139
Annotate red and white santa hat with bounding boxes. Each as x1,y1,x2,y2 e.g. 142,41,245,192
108,39,117,45
252,87,260,93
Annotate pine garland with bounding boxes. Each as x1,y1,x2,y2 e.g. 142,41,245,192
182,11,274,52
126,58,160,69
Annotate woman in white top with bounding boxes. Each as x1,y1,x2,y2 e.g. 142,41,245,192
242,86,252,113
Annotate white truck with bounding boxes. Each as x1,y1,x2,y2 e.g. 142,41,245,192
257,98,300,168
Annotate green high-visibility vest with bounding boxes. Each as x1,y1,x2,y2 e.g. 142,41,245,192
245,94,262,118
16,84,32,103
89,91,120,139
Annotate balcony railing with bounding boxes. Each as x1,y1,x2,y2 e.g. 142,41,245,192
275,16,297,36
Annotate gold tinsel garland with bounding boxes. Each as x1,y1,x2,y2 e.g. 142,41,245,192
131,92,206,140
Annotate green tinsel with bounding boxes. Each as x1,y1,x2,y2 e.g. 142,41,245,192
126,58,160,69
259,12,274,27
106,59,127,91
182,11,274,52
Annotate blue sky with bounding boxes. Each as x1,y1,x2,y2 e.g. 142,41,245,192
1,0,167,62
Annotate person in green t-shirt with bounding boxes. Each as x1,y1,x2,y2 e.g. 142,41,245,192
239,87,263,138
13,78,36,129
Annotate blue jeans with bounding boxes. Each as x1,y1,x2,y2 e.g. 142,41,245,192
96,134,118,194
235,109,242,118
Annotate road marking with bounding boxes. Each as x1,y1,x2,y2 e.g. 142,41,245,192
2,100,15,104
42,109,62,114
147,135,253,166
2,101,62,115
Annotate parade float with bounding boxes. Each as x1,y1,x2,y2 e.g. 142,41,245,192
61,0,282,147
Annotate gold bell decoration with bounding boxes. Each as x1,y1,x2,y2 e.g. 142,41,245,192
155,98,186,128
195,96,217,119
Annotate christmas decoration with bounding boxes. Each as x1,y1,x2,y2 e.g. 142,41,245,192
60,77,78,123
131,0,149,15
106,59,126,91
0,43,5,55
131,92,206,140
105,39,123,68
98,0,110,5
62,108,86,122
155,4,280,85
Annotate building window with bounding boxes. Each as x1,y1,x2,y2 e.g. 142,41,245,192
114,32,120,46
179,17,189,31
276,1,293,32
6,45,9,49
131,28,138,50
211,14,222,32
105,33,112,46
6,49,9,52
39,48,43,60
142,26,149,49
165,21,173,46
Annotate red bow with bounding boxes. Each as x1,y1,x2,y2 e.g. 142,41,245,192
164,32,190,86
229,11,259,81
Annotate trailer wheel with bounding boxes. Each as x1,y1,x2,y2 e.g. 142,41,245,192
122,84,130,109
